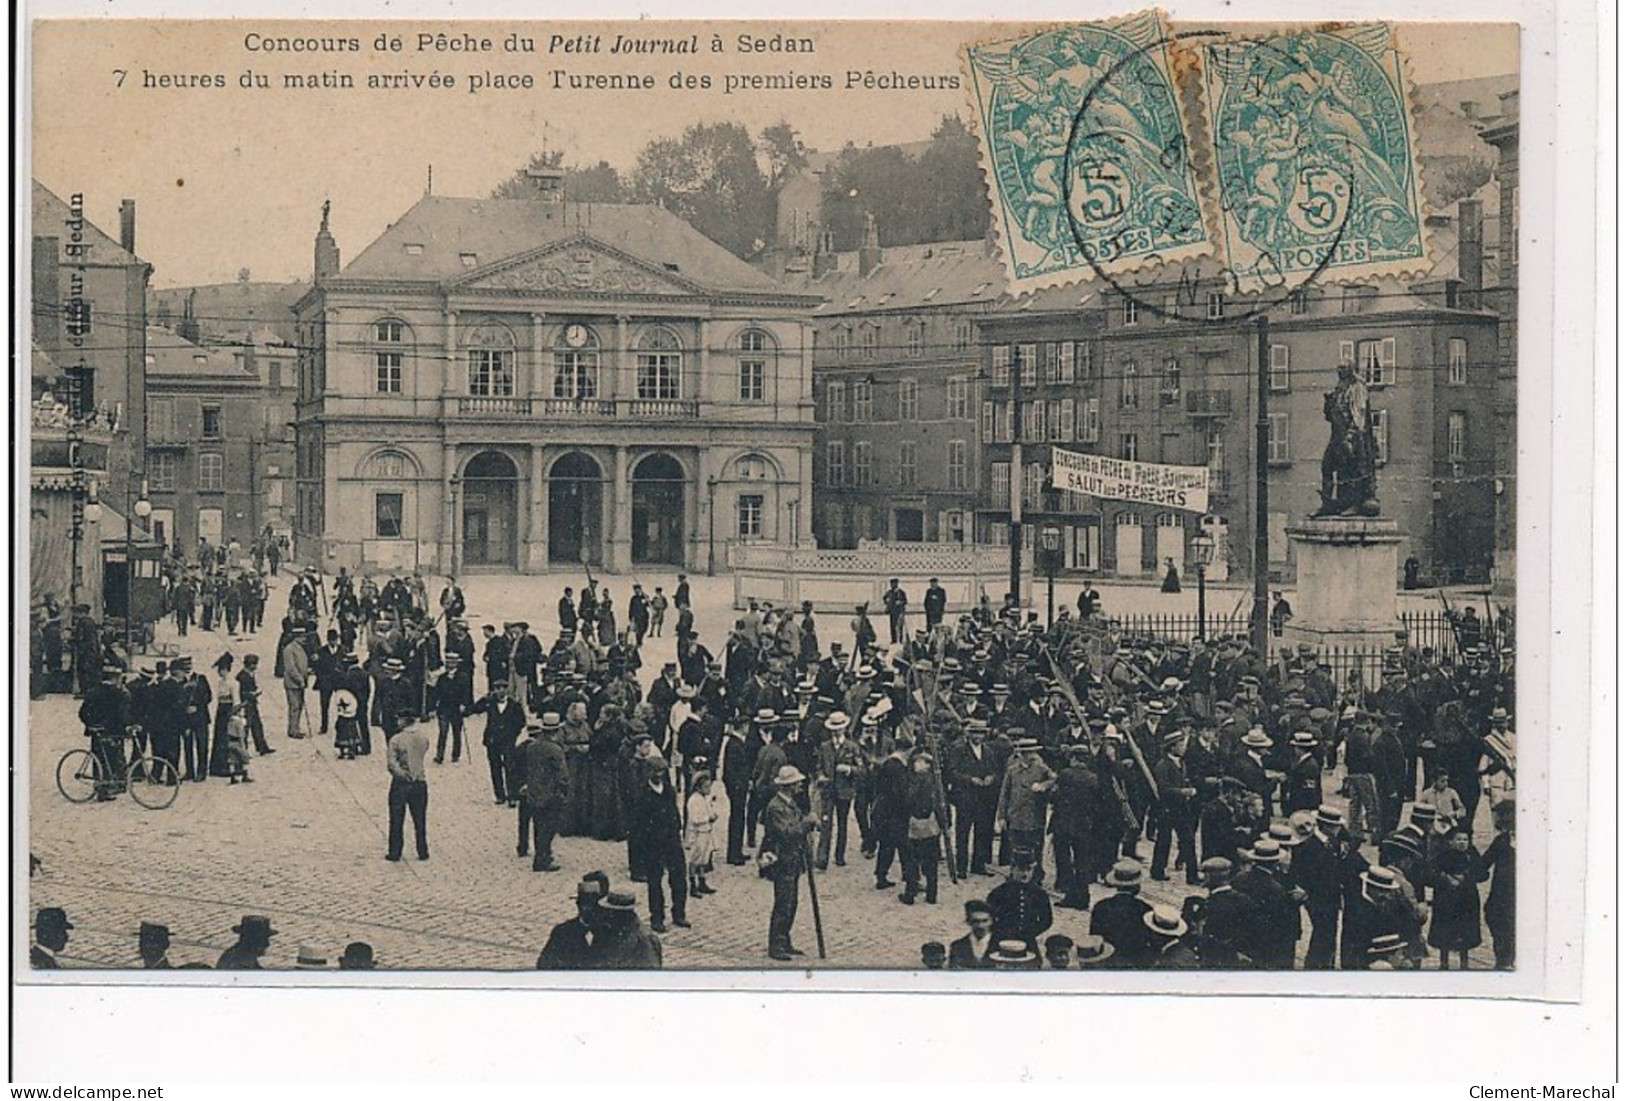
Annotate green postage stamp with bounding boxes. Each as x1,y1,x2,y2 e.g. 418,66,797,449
963,11,1212,296
1196,23,1429,293
964,15,1429,296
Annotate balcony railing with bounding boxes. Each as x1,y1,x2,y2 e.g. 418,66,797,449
455,396,699,419
1185,390,1233,416
458,396,533,416
540,397,616,417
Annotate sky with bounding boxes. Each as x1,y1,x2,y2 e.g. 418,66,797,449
28,19,1520,288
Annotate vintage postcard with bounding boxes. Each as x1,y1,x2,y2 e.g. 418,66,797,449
19,13,1550,998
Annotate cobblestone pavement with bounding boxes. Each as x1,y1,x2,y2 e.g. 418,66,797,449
25,569,1494,972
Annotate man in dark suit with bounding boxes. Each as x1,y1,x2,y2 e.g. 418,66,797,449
508,622,543,713
869,734,914,889
1196,856,1261,966
376,657,416,742
538,873,610,969
482,624,511,698
1228,729,1276,812
471,680,526,804
312,629,345,735
519,714,569,871
760,764,818,960
31,907,72,968
882,578,909,645
1089,861,1155,967
217,914,277,969
1289,806,1366,969
987,848,1053,952
1282,731,1324,815
1232,839,1300,969
628,756,689,933
720,721,754,864
1150,731,1199,883
947,899,996,969
923,578,948,631
1049,744,1106,909
137,922,174,969
945,720,1001,878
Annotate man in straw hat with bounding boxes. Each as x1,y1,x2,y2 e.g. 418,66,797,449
1289,805,1367,969
1089,860,1155,967
1232,838,1298,969
758,764,819,961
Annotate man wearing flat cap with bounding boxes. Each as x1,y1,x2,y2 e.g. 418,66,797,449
759,765,819,961
217,914,277,969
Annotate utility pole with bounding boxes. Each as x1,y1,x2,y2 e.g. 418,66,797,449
1008,350,1023,607
1252,315,1271,656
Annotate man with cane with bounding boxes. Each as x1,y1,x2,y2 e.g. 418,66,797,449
759,764,822,961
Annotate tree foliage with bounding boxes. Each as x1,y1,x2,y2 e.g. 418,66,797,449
819,115,989,250
492,149,627,204
489,114,990,260
627,121,773,258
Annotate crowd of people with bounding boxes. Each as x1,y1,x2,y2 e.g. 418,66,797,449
44,561,1517,972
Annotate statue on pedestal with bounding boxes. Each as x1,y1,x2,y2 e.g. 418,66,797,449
1313,361,1380,518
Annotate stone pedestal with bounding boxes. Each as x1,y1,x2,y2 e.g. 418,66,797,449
1282,516,1403,652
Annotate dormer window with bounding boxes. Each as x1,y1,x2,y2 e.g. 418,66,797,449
460,253,478,268
404,243,425,256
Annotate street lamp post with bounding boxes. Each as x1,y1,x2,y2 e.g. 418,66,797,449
124,474,151,659
1192,530,1215,641
448,474,462,579
1039,523,1062,628
706,475,718,577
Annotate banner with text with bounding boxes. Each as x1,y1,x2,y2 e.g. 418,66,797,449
1050,448,1210,512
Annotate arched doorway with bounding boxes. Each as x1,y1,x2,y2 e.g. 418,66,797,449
461,451,519,568
548,452,603,567
632,453,686,565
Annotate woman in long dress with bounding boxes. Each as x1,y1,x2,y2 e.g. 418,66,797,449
1161,558,1182,594
209,653,238,777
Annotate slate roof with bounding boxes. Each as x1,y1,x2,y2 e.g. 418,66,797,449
341,196,787,294
144,327,256,381
31,181,143,267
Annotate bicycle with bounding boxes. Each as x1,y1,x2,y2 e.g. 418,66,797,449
56,726,180,810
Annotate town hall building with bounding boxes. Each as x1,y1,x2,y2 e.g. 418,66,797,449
292,173,820,576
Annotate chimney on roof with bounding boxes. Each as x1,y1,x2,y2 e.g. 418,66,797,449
858,212,883,278
119,200,137,255
527,166,566,203
1459,101,1481,120
314,200,341,285
812,228,836,279
1457,198,1484,306
1498,89,1519,120
178,290,201,344
32,236,61,349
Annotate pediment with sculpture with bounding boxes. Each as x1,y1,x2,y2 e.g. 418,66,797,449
455,239,700,297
